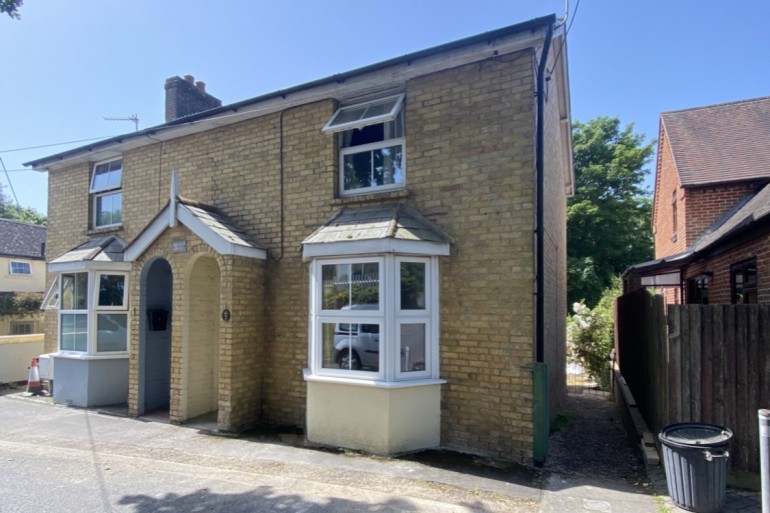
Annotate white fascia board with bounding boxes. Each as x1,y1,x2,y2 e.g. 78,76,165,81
302,238,449,261
177,206,266,260
48,261,132,273
123,212,170,262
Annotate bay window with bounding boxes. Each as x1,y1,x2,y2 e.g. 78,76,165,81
309,255,438,382
55,271,128,354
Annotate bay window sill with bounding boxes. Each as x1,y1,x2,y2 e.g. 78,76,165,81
303,368,445,388
52,351,129,361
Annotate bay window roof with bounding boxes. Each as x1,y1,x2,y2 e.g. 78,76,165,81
48,236,129,273
302,204,451,259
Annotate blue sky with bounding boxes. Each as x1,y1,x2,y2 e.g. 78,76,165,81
1,0,769,214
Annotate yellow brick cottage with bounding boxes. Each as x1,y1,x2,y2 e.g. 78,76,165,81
27,15,573,463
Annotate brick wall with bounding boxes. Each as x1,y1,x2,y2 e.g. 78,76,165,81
45,47,567,461
684,183,764,247
685,236,770,304
653,131,685,259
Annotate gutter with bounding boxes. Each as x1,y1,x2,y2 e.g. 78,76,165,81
535,21,553,364
25,15,555,170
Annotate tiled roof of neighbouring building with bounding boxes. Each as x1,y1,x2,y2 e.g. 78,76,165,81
661,96,770,187
0,218,46,259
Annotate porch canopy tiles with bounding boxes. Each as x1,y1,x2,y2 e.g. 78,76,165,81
124,197,267,262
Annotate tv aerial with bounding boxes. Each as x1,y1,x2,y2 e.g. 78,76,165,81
103,114,139,132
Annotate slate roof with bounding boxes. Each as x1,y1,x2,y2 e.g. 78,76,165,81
49,236,126,265
0,219,46,259
303,204,452,246
122,197,267,261
661,96,770,187
180,199,267,251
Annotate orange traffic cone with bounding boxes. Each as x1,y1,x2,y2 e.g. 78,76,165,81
25,358,43,396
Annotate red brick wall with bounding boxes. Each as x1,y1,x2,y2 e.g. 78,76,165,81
684,183,762,247
684,236,770,304
653,131,686,258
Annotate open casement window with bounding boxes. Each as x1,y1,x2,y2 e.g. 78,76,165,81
55,271,129,353
310,255,437,382
90,158,123,228
9,261,31,275
322,95,406,197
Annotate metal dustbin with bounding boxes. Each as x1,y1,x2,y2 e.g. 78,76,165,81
659,423,733,513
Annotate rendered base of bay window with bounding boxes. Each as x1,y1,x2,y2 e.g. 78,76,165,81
305,374,444,456
51,353,129,408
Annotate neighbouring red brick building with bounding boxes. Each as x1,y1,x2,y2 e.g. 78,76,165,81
625,96,770,304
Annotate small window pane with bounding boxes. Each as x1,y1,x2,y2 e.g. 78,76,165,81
10,261,31,275
324,95,402,133
343,144,403,192
61,313,87,351
333,105,368,125
96,313,127,352
96,191,122,227
91,159,122,192
400,323,426,372
99,274,125,307
401,262,426,309
61,273,88,310
322,262,379,310
322,321,380,371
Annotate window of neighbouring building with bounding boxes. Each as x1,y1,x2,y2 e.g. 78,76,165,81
90,158,123,229
310,255,437,381
322,94,405,197
9,261,31,275
671,190,678,242
57,271,128,353
732,259,757,304
10,321,34,335
687,274,710,304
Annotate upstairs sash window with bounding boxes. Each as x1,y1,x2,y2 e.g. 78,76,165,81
90,158,123,228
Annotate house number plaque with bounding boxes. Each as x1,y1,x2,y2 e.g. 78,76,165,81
222,309,231,322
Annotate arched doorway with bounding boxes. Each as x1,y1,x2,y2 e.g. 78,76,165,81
184,255,221,421
139,258,173,416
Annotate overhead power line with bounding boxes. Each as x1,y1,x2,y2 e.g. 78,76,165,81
0,135,119,154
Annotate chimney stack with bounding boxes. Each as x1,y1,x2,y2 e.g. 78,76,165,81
165,75,222,122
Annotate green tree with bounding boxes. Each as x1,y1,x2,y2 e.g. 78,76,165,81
568,117,654,309
0,184,46,225
567,278,622,390
0,0,22,19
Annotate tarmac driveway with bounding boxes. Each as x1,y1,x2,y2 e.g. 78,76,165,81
0,391,542,513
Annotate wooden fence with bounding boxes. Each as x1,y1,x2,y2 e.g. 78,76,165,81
616,290,770,474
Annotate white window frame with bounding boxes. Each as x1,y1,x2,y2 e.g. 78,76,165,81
42,276,60,310
323,95,406,197
90,158,123,229
339,137,406,197
54,270,129,355
322,94,404,134
9,260,31,275
309,254,439,383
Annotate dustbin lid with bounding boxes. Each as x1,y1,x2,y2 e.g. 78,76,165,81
659,423,733,449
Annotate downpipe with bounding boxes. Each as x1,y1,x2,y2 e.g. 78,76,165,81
760,409,770,513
